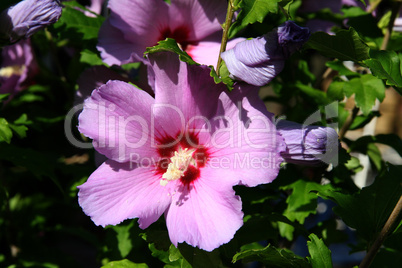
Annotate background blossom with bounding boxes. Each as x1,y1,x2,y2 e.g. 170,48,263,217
77,52,284,251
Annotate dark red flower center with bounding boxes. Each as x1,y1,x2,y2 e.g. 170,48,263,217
155,131,209,187
158,26,193,51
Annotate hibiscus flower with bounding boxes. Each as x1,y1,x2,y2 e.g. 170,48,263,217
77,51,284,251
97,0,244,67
0,39,39,97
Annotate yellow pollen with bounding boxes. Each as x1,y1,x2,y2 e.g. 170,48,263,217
160,147,196,186
0,65,25,78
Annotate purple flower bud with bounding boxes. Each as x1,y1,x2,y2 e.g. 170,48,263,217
0,0,62,43
276,120,339,165
221,21,310,86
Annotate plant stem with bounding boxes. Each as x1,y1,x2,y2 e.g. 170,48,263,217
338,106,359,140
367,0,382,14
216,0,235,76
380,1,402,50
359,194,402,268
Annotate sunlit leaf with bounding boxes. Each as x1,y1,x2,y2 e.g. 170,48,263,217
102,259,148,268
343,74,385,115
229,0,280,38
307,234,333,268
145,38,197,65
364,50,402,94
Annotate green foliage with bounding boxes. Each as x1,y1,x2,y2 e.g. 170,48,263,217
232,244,310,267
364,50,402,94
102,259,149,268
317,165,402,244
307,234,333,268
279,180,334,240
0,118,12,143
1,0,402,267
229,0,280,38
145,38,197,65
304,28,370,62
343,74,385,115
349,134,402,158
52,1,104,42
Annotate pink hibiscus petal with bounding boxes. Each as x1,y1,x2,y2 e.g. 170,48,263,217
169,0,226,41
78,160,172,228
165,173,243,251
78,80,160,163
188,37,245,68
97,19,143,65
201,83,285,187
148,51,225,137
109,0,168,43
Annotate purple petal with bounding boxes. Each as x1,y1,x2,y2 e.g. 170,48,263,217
276,120,339,165
148,51,225,137
165,176,243,251
87,0,106,15
188,37,245,68
97,0,228,66
200,83,285,187
78,160,172,228
0,0,62,43
277,21,310,56
78,80,160,163
0,39,38,96
221,21,310,86
97,19,143,65
75,65,130,106
168,0,227,41
97,0,168,65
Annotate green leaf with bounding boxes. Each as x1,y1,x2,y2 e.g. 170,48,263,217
80,49,106,66
0,93,10,102
7,113,31,139
145,38,197,65
210,61,234,91
178,243,222,268
349,134,402,158
279,180,334,240
52,1,104,41
366,143,383,171
229,0,280,38
304,28,370,62
349,111,380,130
0,118,12,143
0,143,59,182
232,244,310,267
295,83,331,105
101,259,148,268
327,81,345,101
317,165,402,244
325,60,358,77
343,74,385,115
364,50,402,94
167,245,191,268
112,221,134,258
307,234,333,268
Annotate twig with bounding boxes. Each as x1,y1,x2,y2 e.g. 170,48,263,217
338,106,359,140
359,194,402,268
367,0,382,14
216,0,235,76
380,1,402,50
